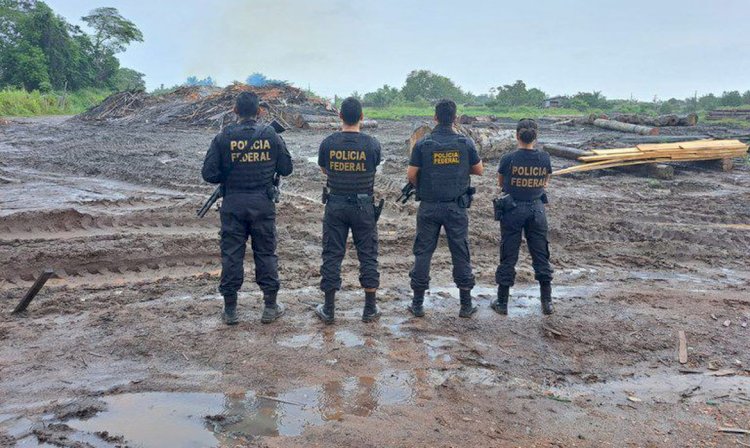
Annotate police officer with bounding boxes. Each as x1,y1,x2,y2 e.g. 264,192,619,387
407,99,484,318
316,97,382,324
201,92,293,325
493,119,554,315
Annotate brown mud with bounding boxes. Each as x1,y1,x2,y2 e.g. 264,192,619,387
1,117,749,447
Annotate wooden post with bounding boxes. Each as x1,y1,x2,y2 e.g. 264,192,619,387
678,331,688,364
12,269,55,314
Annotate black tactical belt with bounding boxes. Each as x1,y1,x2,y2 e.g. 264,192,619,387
224,184,271,195
327,193,373,203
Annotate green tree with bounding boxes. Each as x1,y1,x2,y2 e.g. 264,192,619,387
111,67,145,91
0,41,50,90
569,91,608,109
491,80,547,107
401,70,467,103
82,7,143,84
742,90,750,105
698,93,719,111
362,84,403,107
720,90,742,107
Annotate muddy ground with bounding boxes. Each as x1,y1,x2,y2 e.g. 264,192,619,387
0,116,749,448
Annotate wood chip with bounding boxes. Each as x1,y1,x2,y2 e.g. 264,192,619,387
627,396,642,403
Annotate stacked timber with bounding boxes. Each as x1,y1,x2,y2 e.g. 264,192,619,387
553,140,749,176
707,109,750,121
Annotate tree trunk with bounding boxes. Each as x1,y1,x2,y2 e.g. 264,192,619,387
542,144,593,161
593,118,659,135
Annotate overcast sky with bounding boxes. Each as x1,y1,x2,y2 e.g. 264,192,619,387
46,0,750,100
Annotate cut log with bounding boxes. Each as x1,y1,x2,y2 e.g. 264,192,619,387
405,124,515,159
542,143,593,161
610,113,697,127
695,158,734,172
593,119,659,135
456,125,516,160
406,124,432,156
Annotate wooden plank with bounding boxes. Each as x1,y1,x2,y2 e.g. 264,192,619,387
678,331,688,364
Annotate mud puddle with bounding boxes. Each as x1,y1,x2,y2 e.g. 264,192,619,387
0,167,186,216
276,329,370,349
426,284,599,317
554,371,750,405
66,370,415,446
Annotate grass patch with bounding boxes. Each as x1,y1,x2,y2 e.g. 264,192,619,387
0,88,113,117
363,104,583,120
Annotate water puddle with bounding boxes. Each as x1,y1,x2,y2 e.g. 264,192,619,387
423,336,458,362
67,370,414,446
427,284,598,317
276,329,367,349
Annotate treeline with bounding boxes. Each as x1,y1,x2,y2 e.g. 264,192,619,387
353,70,750,115
0,1,144,93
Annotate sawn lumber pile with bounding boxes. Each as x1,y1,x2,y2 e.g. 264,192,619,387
553,140,749,175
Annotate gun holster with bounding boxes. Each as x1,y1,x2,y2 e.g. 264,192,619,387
457,186,477,209
540,192,549,204
322,187,330,205
493,194,516,222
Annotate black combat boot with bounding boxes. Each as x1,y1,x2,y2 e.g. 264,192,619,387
261,290,285,324
362,291,381,323
315,290,335,325
458,288,478,318
222,294,239,326
407,289,425,318
491,285,509,315
540,281,553,315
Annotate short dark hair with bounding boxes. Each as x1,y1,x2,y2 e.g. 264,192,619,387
340,97,362,125
435,99,457,126
516,118,538,144
235,91,260,117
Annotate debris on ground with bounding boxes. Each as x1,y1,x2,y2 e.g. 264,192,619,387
77,84,348,130
553,139,749,175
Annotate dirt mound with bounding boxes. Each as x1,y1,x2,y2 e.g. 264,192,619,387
77,83,337,129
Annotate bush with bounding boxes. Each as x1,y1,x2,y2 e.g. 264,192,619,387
0,88,112,116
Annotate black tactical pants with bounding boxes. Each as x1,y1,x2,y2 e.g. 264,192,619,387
409,201,476,291
219,192,279,296
320,196,380,292
495,200,553,286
